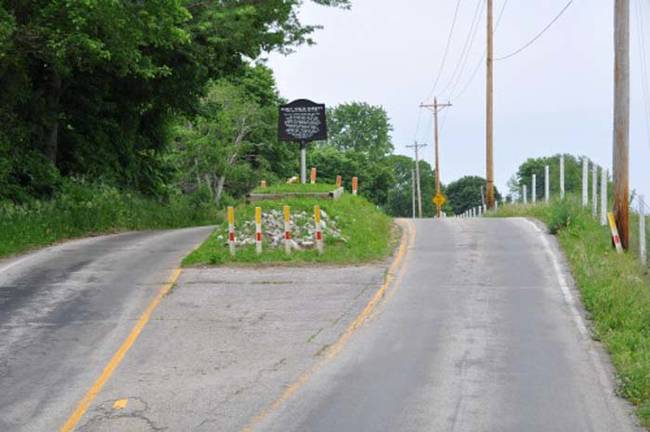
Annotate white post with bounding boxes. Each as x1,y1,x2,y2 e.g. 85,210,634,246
227,206,236,256
532,174,537,203
255,207,262,255
478,206,482,217
283,205,292,255
592,164,598,217
601,168,608,226
560,155,564,199
523,185,528,204
545,165,550,203
495,199,499,210
641,195,647,266
582,158,589,206
314,205,324,255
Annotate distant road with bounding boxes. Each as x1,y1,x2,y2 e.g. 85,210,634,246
0,227,212,432
257,218,641,432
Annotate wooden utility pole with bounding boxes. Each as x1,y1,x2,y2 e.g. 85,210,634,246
406,141,427,218
486,0,495,209
420,99,451,218
613,0,630,249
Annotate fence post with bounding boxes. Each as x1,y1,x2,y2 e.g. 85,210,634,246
545,165,550,203
582,158,589,206
532,174,537,203
592,163,598,217
283,205,291,255
227,206,236,256
600,168,608,226
255,207,262,255
352,176,358,196
310,167,317,184
560,155,564,199
314,205,324,254
641,195,647,266
336,175,342,188
523,185,528,204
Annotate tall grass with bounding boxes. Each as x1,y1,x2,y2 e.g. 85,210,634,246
0,181,217,258
494,198,650,427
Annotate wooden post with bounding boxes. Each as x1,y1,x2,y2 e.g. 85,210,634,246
592,163,598,218
486,0,495,209
310,167,317,184
640,195,646,265
560,155,565,199
336,175,342,188
411,169,416,219
227,207,235,256
434,98,442,218
352,177,358,196
582,158,589,207
613,0,630,249
601,168,608,226
260,180,267,188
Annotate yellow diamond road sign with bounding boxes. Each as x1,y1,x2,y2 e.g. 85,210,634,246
433,194,446,207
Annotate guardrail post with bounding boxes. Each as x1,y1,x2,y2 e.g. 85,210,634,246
255,207,262,255
283,205,291,255
227,206,236,256
641,195,647,265
314,205,324,255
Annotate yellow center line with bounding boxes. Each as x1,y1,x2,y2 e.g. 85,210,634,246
240,219,415,432
59,268,183,432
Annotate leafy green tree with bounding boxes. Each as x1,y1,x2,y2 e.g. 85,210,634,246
0,0,349,201
446,176,502,215
325,102,394,160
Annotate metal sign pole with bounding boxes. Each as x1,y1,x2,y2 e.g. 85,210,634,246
300,141,307,184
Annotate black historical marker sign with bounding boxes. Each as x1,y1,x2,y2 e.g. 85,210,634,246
278,99,327,142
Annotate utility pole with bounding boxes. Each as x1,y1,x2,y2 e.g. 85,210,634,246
420,99,452,218
486,0,495,209
411,169,416,219
406,141,427,218
613,0,630,249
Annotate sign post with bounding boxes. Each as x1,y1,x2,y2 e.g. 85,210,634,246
278,99,327,184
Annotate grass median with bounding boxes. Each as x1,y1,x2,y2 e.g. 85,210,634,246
492,199,650,427
183,192,394,266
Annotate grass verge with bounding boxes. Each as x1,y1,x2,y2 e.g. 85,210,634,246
251,183,338,194
183,193,393,266
0,182,217,259
493,198,650,427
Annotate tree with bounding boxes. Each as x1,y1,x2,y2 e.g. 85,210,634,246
0,0,349,201
446,176,501,215
325,102,394,160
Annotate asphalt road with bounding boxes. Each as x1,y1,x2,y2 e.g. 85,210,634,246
257,218,641,432
0,227,212,432
0,219,642,431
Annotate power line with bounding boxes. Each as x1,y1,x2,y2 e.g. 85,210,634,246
440,0,485,98
452,0,508,101
495,0,574,61
425,0,463,102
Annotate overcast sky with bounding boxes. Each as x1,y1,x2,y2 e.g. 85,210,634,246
267,0,650,200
